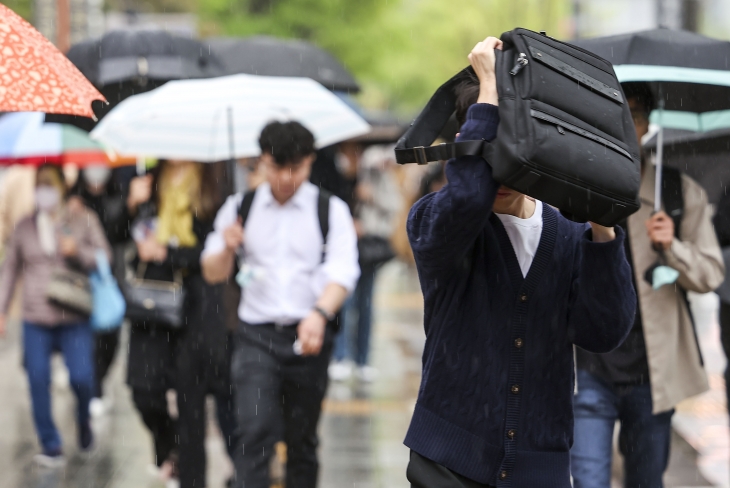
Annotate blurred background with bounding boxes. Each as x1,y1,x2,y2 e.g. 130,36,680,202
1,1,730,488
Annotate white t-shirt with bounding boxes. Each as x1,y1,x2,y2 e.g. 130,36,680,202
496,200,544,277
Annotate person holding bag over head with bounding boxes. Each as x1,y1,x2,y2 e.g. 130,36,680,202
124,160,232,488
0,164,111,467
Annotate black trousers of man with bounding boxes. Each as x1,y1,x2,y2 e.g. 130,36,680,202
232,321,333,488
407,451,496,488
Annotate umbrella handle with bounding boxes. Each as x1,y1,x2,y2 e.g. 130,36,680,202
654,95,665,213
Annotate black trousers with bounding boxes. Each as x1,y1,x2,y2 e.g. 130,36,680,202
407,451,495,488
231,322,333,488
719,302,730,420
94,328,120,397
132,388,178,467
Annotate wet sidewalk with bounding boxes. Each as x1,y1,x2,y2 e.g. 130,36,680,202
0,261,724,487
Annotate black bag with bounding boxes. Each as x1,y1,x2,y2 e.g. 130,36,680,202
118,244,186,329
395,27,641,227
358,235,395,267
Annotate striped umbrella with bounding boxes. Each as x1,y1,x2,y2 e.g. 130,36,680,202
90,74,371,162
0,112,124,166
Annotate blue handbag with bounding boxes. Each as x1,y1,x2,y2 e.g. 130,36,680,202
90,249,126,331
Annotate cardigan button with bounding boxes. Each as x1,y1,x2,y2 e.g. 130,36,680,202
499,470,508,480
514,338,524,348
511,384,520,394
507,429,516,439
520,294,528,302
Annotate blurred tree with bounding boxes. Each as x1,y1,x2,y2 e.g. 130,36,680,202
5,0,32,21
199,0,571,114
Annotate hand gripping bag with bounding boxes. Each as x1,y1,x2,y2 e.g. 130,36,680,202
395,28,641,226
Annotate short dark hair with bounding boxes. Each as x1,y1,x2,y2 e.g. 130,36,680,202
258,121,316,166
454,71,481,128
623,82,655,115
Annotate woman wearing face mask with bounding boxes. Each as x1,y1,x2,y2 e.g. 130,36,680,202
0,164,111,467
126,160,232,488
69,164,132,416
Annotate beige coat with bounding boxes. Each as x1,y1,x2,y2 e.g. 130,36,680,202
629,167,724,413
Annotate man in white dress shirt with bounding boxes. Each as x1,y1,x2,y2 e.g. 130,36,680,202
201,121,360,488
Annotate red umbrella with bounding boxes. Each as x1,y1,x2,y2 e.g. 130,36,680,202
0,4,105,118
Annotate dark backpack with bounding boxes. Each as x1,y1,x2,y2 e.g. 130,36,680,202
395,27,641,227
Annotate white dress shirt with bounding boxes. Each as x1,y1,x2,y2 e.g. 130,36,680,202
202,181,360,325
495,200,544,277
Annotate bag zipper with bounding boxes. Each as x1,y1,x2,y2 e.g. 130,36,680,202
530,109,632,160
509,53,528,75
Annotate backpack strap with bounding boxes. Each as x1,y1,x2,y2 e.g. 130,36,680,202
238,189,257,227
317,189,331,263
394,65,496,166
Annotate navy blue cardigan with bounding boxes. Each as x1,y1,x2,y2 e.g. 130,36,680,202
405,104,636,487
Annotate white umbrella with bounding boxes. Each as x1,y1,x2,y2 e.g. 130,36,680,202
90,74,371,162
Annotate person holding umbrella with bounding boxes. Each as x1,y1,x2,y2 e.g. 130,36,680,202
124,161,232,488
571,83,724,488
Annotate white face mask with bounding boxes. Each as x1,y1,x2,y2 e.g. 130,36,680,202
83,166,111,187
35,186,61,211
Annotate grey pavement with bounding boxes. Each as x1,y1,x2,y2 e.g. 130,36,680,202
0,261,723,487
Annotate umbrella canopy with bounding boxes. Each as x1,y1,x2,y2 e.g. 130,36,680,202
67,30,226,87
0,4,105,117
206,36,360,93
0,112,113,166
90,74,371,162
643,128,730,205
572,29,730,113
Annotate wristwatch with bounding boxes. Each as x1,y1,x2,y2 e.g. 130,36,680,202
313,306,335,322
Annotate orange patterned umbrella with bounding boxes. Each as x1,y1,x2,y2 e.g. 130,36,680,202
0,4,105,117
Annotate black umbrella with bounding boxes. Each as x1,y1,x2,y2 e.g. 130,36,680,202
572,29,730,211
206,36,360,93
67,29,225,87
643,128,730,205
47,30,225,131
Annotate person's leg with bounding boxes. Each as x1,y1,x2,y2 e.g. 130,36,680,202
332,294,355,362
132,388,178,467
215,385,238,461
281,330,333,488
570,369,620,488
57,323,95,449
22,322,61,454
355,265,377,367
407,450,494,488
176,350,208,488
719,302,730,422
231,326,283,488
618,383,673,488
93,328,120,398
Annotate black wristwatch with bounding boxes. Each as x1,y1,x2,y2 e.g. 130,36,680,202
313,306,335,322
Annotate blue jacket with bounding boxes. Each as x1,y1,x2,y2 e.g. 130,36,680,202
405,104,636,487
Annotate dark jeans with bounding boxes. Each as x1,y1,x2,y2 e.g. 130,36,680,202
718,302,730,422
23,322,94,453
407,451,495,488
571,369,674,488
333,264,376,365
231,322,333,488
94,328,120,398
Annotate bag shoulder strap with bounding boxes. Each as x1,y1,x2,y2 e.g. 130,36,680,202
238,189,257,227
238,187,330,262
661,166,684,239
317,189,331,263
